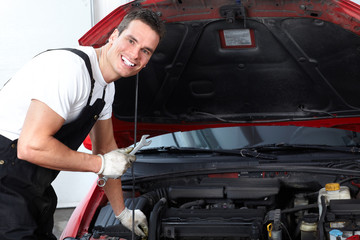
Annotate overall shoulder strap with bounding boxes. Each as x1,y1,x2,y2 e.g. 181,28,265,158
55,48,95,105
44,48,107,104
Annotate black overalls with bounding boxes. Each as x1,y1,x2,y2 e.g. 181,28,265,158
0,49,106,240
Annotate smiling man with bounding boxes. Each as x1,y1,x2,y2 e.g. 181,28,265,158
99,17,161,81
0,9,165,240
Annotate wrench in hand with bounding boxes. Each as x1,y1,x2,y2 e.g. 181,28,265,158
97,135,151,187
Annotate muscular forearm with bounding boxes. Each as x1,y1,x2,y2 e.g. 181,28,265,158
103,178,126,215
92,132,126,214
17,99,102,173
17,135,101,173
90,120,127,215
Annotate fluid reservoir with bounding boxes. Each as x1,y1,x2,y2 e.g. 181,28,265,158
300,214,318,240
300,222,317,240
318,183,351,217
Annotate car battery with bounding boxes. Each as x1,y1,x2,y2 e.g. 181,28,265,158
325,199,360,239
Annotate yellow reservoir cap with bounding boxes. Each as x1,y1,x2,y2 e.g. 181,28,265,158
325,183,340,191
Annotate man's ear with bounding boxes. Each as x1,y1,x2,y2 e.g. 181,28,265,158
108,29,119,43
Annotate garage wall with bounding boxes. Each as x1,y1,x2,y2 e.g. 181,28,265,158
0,0,91,87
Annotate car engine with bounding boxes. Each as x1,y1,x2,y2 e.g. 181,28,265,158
90,173,360,240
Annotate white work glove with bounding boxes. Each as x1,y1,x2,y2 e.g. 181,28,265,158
116,207,148,237
96,147,136,179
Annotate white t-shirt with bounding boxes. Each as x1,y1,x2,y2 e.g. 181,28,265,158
0,46,115,141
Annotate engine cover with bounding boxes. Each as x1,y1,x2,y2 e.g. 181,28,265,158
160,207,265,239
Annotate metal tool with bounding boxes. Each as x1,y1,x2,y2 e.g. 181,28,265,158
97,134,151,187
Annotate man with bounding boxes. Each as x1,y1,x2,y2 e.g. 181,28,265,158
0,9,165,240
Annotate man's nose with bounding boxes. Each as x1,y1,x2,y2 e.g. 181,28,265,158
129,46,140,60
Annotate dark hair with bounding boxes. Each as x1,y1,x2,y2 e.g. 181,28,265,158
117,9,165,40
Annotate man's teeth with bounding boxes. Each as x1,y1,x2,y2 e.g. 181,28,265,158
122,56,135,67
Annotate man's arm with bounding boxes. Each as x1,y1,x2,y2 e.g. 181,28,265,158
19,98,128,215
90,117,126,216
17,99,102,173
90,118,148,237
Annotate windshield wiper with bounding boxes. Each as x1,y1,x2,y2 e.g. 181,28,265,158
247,143,360,154
138,146,277,160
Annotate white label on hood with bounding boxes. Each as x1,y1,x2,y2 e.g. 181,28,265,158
223,29,252,46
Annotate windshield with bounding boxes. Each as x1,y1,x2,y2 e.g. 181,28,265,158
143,126,360,150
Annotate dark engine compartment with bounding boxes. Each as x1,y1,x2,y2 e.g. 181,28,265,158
90,174,360,240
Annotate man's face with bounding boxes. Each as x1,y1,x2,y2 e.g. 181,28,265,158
106,19,160,79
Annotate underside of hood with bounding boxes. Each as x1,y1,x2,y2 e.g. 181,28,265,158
80,0,360,146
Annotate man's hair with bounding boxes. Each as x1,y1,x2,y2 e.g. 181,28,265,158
117,9,165,40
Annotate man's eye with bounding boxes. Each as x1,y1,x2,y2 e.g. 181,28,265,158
129,39,134,44
142,49,150,55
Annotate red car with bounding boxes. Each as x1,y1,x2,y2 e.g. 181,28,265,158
61,0,360,239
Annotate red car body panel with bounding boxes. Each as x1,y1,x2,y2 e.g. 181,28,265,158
60,182,107,239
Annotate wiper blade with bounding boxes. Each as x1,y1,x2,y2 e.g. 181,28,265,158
248,143,360,154
138,146,277,160
238,148,277,160
325,160,360,170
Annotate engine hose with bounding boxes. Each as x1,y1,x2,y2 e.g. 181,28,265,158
281,203,318,214
148,198,167,240
140,188,168,207
179,199,205,209
318,196,327,240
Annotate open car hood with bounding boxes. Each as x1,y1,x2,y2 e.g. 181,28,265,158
79,0,360,147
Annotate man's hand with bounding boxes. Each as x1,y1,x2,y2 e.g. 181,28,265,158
96,147,135,178
116,207,148,237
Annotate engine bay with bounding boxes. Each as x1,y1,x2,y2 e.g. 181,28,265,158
89,172,360,240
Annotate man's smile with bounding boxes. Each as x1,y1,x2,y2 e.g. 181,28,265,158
121,56,135,67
